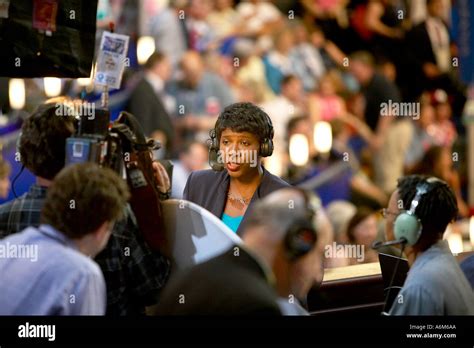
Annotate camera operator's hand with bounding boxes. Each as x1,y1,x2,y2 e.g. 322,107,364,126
152,160,171,196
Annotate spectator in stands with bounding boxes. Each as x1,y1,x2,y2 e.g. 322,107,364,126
260,75,307,171
233,38,275,103
330,118,386,209
405,0,466,116
288,116,386,209
385,175,474,315
411,145,469,218
404,95,439,171
235,0,283,40
169,51,235,136
154,188,332,315
184,0,216,52
345,207,379,264
289,19,326,91
207,0,240,41
326,200,356,246
263,27,296,94
171,140,209,199
148,2,187,70
301,0,349,52
430,89,457,147
126,52,175,155
363,0,405,62
183,102,289,235
0,100,171,316
309,69,346,122
0,158,11,199
349,51,413,193
0,163,129,315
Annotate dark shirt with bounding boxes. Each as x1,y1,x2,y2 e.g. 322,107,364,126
0,184,170,316
155,246,282,315
362,72,401,131
125,77,174,152
183,166,290,235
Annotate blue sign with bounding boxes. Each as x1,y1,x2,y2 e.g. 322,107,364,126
452,0,474,85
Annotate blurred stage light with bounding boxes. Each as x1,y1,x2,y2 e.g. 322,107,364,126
264,152,283,176
313,121,332,153
77,77,91,87
9,79,26,110
289,134,309,166
44,77,62,97
137,36,155,65
446,226,463,254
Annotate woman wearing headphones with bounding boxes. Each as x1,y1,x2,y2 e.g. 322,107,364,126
183,102,290,234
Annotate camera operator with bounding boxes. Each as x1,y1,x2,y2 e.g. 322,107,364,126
0,99,171,316
0,163,129,315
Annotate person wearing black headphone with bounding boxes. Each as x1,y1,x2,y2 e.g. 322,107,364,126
183,102,290,235
381,175,474,315
154,188,332,315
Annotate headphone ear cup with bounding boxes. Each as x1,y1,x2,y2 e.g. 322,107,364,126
260,138,274,157
394,213,422,246
209,129,219,150
208,129,224,171
285,222,317,261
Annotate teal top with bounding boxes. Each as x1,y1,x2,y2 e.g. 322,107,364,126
221,213,244,233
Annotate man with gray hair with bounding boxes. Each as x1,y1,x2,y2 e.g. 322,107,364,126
154,188,333,315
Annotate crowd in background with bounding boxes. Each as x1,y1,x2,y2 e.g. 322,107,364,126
121,0,469,266
0,0,471,267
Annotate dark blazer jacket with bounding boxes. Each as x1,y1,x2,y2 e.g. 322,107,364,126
406,21,446,69
183,166,290,235
125,78,174,152
154,246,282,315
404,20,449,98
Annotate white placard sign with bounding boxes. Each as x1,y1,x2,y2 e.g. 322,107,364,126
94,31,129,89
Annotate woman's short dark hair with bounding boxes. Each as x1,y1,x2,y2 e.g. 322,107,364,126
41,163,130,239
19,101,77,180
214,102,273,144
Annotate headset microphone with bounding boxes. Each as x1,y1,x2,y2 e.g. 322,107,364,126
371,238,407,250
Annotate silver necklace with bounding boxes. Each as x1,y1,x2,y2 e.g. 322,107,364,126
227,192,251,206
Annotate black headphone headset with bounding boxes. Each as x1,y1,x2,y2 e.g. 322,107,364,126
208,113,274,171
284,189,321,261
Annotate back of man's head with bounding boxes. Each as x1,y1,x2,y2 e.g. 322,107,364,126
19,99,77,180
244,188,331,300
350,51,375,68
144,51,166,71
244,188,317,246
397,174,458,248
41,162,130,239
